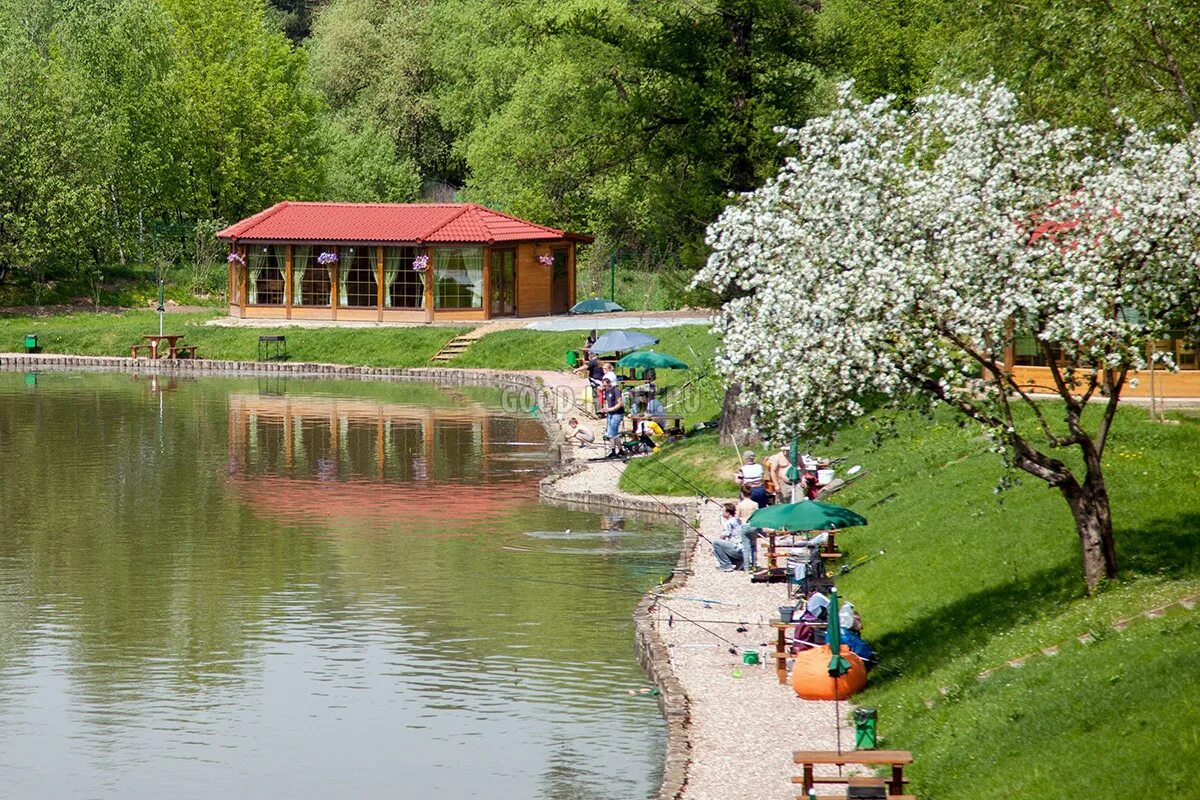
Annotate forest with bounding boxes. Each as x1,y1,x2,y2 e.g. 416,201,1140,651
1,0,1198,304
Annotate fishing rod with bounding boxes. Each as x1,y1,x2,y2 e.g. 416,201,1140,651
596,456,714,543
837,549,886,575
509,575,736,606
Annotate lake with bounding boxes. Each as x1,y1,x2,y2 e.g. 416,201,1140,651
0,371,673,799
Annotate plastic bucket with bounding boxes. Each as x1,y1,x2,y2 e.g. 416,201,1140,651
742,650,760,666
779,605,796,623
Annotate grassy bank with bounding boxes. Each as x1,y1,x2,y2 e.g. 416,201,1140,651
0,310,465,367
445,325,723,425
625,408,1200,799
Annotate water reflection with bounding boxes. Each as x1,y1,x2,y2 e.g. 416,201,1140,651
0,372,670,799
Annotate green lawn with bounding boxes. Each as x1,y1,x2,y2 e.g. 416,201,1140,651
0,310,465,367
625,407,1200,799
446,325,724,426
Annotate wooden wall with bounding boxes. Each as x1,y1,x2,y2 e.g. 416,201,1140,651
516,243,552,317
1010,365,1200,398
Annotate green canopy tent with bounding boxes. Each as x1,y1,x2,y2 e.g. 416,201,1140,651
616,351,689,370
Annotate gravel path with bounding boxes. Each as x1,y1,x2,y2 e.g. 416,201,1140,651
541,429,857,800
652,502,856,799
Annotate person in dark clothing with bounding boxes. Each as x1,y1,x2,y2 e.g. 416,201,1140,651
601,377,626,459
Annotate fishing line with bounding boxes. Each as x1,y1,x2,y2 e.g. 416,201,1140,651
508,575,734,606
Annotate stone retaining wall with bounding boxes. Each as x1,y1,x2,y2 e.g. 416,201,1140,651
633,523,698,800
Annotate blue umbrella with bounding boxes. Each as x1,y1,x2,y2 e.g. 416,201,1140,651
591,330,659,354
570,298,626,314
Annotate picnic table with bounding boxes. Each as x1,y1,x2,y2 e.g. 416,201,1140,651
131,334,182,359
770,620,830,684
792,750,914,798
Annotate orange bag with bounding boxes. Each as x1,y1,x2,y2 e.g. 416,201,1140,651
791,645,868,700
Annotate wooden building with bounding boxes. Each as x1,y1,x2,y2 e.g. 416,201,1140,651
217,201,591,322
1005,333,1200,398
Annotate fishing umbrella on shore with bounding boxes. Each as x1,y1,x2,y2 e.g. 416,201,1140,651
591,330,658,355
616,351,688,370
570,297,626,314
747,500,866,532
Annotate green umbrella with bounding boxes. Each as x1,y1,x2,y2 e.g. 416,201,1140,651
570,297,626,314
827,586,851,676
617,351,689,370
746,500,866,532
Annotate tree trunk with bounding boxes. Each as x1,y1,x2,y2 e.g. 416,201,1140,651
1058,470,1118,594
718,382,755,447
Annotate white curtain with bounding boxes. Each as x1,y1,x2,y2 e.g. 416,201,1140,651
292,246,309,305
434,247,483,309
247,248,269,304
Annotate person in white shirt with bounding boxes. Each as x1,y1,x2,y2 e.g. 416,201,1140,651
735,451,769,506
712,502,748,572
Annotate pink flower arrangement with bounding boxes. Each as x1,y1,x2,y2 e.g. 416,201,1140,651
317,251,338,265
536,253,554,267
413,254,430,271
227,252,245,266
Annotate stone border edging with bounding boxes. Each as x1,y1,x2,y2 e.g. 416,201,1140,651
633,522,698,800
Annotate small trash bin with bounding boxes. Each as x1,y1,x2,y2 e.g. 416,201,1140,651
853,707,878,749
24,334,38,353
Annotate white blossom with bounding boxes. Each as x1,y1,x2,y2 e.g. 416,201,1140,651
695,80,1200,443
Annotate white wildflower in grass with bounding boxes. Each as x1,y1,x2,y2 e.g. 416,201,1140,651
696,79,1200,592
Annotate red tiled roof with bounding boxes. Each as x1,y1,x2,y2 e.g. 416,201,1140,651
216,201,591,244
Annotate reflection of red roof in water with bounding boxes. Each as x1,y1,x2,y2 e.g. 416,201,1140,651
228,474,535,530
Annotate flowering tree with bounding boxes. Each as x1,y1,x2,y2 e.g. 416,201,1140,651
696,80,1200,592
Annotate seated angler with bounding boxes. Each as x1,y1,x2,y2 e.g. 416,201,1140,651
712,502,751,572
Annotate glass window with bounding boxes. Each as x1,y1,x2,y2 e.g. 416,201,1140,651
434,247,484,309
385,246,424,308
339,246,379,308
294,245,332,307
247,245,286,305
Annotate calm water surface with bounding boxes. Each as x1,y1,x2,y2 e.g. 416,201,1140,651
0,371,674,799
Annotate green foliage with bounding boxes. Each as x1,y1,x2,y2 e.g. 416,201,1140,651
0,0,323,302
321,117,423,202
307,0,822,267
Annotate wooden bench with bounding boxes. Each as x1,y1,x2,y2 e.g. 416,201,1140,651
169,345,198,359
130,344,154,358
793,750,914,797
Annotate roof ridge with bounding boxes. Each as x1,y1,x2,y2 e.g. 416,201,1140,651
475,204,563,236
418,204,474,243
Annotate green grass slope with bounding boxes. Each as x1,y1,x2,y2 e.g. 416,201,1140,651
624,407,1200,798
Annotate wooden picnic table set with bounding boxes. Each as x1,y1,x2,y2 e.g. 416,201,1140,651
130,334,198,360
792,749,915,799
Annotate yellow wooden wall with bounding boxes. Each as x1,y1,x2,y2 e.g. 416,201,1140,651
516,243,552,317
1010,365,1200,398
